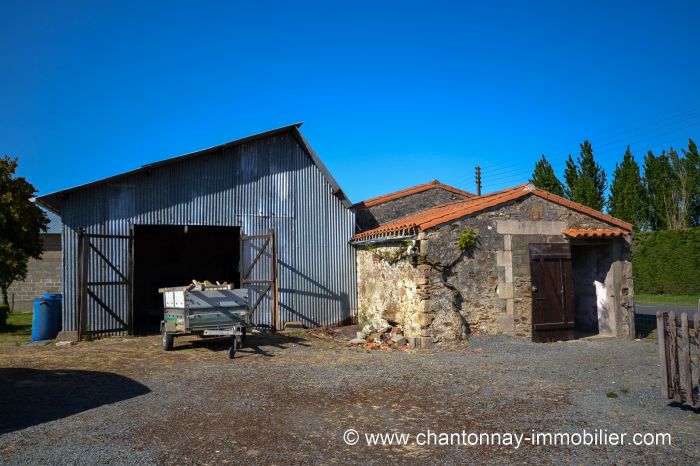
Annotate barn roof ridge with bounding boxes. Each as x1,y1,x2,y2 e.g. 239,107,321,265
36,122,352,213
352,180,476,209
352,184,633,241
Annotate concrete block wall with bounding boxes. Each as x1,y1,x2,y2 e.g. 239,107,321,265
6,234,62,312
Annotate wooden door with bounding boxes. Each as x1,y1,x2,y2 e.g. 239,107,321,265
529,243,574,340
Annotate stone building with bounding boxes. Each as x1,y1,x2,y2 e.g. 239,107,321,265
353,180,474,232
7,210,62,312
352,183,634,343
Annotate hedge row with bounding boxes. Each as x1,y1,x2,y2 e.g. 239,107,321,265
633,227,700,295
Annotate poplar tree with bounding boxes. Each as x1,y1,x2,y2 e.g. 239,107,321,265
530,154,564,196
643,150,673,230
609,146,646,228
563,154,578,199
565,140,607,211
681,139,700,226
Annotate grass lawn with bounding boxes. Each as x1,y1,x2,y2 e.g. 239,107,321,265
636,293,700,307
0,312,33,346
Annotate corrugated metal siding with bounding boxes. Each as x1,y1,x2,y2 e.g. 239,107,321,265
60,132,356,332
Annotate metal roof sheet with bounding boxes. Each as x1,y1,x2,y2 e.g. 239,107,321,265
36,123,352,213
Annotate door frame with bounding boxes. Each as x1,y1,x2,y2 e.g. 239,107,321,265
240,228,279,330
77,226,134,340
528,242,575,340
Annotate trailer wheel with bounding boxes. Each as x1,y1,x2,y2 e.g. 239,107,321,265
162,328,174,351
236,328,246,347
228,337,237,359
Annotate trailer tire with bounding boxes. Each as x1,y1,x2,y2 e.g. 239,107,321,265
236,328,247,347
162,328,174,351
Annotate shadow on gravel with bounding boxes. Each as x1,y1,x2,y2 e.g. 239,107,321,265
0,368,150,434
668,401,700,414
172,332,310,358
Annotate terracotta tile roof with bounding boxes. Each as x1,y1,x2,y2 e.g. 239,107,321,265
563,228,631,238
352,180,475,209
352,183,633,241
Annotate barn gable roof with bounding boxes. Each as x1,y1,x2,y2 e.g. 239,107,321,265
36,123,352,213
352,180,475,209
352,183,633,241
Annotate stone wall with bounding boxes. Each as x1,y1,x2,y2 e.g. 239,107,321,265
612,237,634,338
356,243,420,332
354,188,469,231
419,195,634,340
6,234,62,312
355,194,635,342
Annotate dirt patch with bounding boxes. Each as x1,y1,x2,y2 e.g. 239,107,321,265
0,330,698,464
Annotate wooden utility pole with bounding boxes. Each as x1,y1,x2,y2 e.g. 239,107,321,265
475,166,482,196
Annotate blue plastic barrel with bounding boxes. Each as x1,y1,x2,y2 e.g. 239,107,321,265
32,294,62,341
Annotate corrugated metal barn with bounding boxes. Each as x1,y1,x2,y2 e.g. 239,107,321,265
37,123,357,337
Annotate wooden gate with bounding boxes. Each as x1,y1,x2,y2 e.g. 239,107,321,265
240,229,279,330
656,311,699,407
529,243,575,341
77,227,134,339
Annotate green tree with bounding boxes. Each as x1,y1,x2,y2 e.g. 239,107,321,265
565,140,607,210
530,154,564,196
563,154,578,199
643,147,696,231
0,156,47,305
681,138,700,226
609,146,646,228
664,147,697,230
642,150,672,230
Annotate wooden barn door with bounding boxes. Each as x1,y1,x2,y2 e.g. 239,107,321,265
240,229,279,330
529,243,575,341
77,227,134,339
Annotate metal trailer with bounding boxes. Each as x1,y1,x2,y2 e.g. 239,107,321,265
159,283,249,358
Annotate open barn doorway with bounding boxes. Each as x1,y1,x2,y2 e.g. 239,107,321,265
133,225,240,334
571,242,614,337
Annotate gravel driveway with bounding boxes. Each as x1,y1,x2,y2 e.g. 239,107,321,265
0,330,698,465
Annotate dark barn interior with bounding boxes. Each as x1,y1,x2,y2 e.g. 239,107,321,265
133,225,240,333
571,243,613,337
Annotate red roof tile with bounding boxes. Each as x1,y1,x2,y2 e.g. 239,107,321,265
352,180,475,208
352,184,633,241
563,228,631,238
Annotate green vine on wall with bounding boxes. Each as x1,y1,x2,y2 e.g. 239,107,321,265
363,242,411,264
371,248,406,263
456,228,478,252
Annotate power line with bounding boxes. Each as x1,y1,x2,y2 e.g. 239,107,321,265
478,121,700,189
442,97,700,191
478,99,700,173
479,112,700,180
480,108,700,178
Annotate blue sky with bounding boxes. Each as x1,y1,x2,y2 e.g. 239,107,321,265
2,0,699,203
